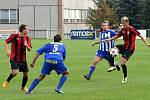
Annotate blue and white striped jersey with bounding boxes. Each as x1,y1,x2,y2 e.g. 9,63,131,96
99,30,116,51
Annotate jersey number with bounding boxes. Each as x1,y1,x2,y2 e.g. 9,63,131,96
52,44,59,52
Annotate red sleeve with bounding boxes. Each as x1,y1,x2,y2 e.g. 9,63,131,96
27,36,32,48
6,34,16,43
130,27,140,36
116,30,122,38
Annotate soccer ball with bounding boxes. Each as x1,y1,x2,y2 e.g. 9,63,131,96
110,47,119,57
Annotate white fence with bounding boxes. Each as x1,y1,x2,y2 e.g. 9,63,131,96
29,29,150,39
0,29,150,40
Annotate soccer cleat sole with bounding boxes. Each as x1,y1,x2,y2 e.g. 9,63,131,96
55,89,64,94
83,75,90,80
107,67,116,72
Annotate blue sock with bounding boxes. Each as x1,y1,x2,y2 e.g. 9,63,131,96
28,78,40,93
56,75,67,90
87,66,95,79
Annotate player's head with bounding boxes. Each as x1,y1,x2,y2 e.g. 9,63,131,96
19,24,29,35
102,21,109,31
54,34,62,42
121,16,129,27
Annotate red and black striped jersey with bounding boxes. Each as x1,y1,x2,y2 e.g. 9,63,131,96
6,33,32,62
117,25,140,51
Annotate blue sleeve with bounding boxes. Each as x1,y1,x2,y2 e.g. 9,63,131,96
37,44,48,55
110,30,117,37
62,45,66,60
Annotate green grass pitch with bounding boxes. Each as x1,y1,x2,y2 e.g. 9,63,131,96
0,39,150,100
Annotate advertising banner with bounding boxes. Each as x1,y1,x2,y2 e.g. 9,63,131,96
71,30,96,40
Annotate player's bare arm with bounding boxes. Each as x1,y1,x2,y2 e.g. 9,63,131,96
102,35,118,42
24,41,32,51
30,53,41,68
91,41,100,47
4,41,11,57
138,35,150,47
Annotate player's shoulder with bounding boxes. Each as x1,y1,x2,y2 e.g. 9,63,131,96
9,32,19,38
110,29,116,32
129,25,136,30
107,29,116,34
50,42,64,45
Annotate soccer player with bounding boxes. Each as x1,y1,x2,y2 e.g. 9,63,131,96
103,16,150,83
26,34,68,94
2,24,32,92
84,21,120,80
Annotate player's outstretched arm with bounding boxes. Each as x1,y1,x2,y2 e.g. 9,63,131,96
138,35,150,47
4,41,11,57
30,53,41,68
24,41,32,51
102,35,118,42
91,41,100,47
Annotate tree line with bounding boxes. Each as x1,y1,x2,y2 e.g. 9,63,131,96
86,0,150,29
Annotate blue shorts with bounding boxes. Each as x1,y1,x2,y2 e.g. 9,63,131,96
41,60,68,75
96,50,113,62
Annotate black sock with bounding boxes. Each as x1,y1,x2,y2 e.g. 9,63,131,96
121,64,127,77
22,76,28,88
6,73,15,82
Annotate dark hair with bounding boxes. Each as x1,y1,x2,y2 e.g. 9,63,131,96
19,24,28,32
54,34,62,42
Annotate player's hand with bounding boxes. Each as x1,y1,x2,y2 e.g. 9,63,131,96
91,42,95,47
24,41,28,47
24,41,32,51
30,63,34,68
102,39,109,42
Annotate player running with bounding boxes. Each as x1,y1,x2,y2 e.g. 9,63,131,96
84,21,120,80
102,16,150,83
26,34,68,94
2,24,32,92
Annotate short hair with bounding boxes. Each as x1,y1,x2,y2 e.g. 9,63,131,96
103,20,109,25
121,16,129,23
19,24,28,32
54,34,62,42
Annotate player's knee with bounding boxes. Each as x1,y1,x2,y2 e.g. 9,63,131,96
12,72,17,76
12,73,17,76
63,71,69,76
23,72,28,77
93,61,98,66
38,74,46,81
12,70,18,76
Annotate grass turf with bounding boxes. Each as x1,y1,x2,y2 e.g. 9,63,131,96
0,39,150,100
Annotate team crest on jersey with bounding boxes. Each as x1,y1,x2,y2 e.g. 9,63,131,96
127,31,130,35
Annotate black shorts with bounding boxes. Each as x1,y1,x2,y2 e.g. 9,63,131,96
10,60,29,72
116,45,134,60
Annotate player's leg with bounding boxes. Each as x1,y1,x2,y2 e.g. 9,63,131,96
2,60,18,88
21,72,28,92
121,51,133,83
55,71,69,94
107,56,117,72
106,55,120,72
19,61,29,92
27,74,46,94
114,61,120,71
84,55,102,80
27,62,51,94
120,57,128,83
55,62,68,93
